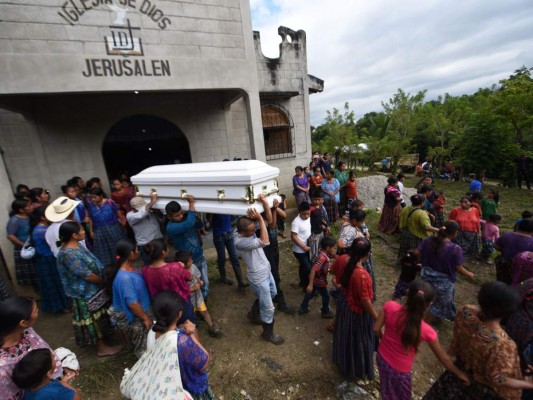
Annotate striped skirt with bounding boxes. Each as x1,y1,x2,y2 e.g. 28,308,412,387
0,277,10,301
339,186,348,216
93,223,126,266
110,307,153,359
34,255,69,313
454,231,480,259
433,211,445,228
71,297,114,347
324,199,339,223
14,249,35,286
377,352,412,400
421,267,456,321
332,293,375,380
392,278,411,300
398,229,423,261
378,204,401,234
295,191,311,207
363,256,377,301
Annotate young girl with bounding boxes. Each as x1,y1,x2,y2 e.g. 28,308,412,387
12,349,80,400
175,251,220,337
345,170,358,209
391,251,421,301
62,183,87,224
331,238,377,380
6,198,35,286
448,196,481,259
310,166,323,190
480,214,501,264
470,192,483,216
111,178,133,215
321,170,341,223
149,291,215,400
31,207,69,313
141,238,197,326
481,188,499,220
105,239,152,358
431,190,446,228
29,188,50,211
374,280,469,400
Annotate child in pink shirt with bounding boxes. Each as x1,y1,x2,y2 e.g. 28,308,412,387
374,280,469,400
480,214,501,264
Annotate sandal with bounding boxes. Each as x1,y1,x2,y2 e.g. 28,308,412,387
208,324,221,338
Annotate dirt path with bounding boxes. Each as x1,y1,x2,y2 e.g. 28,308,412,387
34,221,496,400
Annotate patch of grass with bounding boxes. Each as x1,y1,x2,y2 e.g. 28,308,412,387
75,352,135,397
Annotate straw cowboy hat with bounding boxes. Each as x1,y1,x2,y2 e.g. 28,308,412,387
45,196,81,222
130,196,147,211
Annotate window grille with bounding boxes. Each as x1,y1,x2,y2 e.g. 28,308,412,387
261,105,295,160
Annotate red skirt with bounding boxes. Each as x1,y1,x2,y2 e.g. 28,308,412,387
378,204,401,234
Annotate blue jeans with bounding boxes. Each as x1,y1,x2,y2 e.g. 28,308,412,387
194,256,209,300
300,286,330,314
249,273,277,324
213,232,241,273
293,251,312,287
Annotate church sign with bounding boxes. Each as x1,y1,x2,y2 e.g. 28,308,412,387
57,0,172,78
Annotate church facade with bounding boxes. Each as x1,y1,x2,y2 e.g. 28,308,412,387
0,0,323,290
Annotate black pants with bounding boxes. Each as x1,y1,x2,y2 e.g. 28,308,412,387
518,169,531,189
293,251,312,288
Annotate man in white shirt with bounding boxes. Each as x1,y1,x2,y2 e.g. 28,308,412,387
127,192,163,264
291,202,312,288
45,196,86,257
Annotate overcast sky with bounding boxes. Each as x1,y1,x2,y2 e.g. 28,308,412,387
250,0,533,126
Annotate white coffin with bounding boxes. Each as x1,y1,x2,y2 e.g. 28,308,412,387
131,160,281,215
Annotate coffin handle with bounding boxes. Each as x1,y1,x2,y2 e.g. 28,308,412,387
181,189,188,199
217,189,225,200
243,185,255,204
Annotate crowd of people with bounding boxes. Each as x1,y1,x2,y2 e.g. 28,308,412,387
0,155,532,400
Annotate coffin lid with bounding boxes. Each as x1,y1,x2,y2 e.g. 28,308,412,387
131,160,279,185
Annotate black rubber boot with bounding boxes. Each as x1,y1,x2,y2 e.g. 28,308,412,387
233,265,249,288
274,292,296,315
218,267,234,285
261,320,284,345
247,300,261,325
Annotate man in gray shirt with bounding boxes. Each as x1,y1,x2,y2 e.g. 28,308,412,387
127,192,163,264
235,208,284,345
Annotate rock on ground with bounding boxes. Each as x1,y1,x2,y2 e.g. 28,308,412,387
358,175,416,210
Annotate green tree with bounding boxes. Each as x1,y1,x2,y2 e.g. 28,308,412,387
381,89,426,171
312,102,358,164
491,66,533,148
421,94,467,167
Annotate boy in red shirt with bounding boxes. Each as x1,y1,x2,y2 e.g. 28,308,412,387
298,236,336,318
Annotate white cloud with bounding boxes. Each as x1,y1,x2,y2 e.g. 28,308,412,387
250,0,533,125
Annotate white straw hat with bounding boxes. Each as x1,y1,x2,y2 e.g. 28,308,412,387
45,196,81,222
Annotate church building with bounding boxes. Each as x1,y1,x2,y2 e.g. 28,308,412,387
0,0,323,291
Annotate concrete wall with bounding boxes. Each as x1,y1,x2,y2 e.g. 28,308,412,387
0,91,252,196
0,0,260,94
254,27,316,200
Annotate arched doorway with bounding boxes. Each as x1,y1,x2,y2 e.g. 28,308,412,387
102,115,192,179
